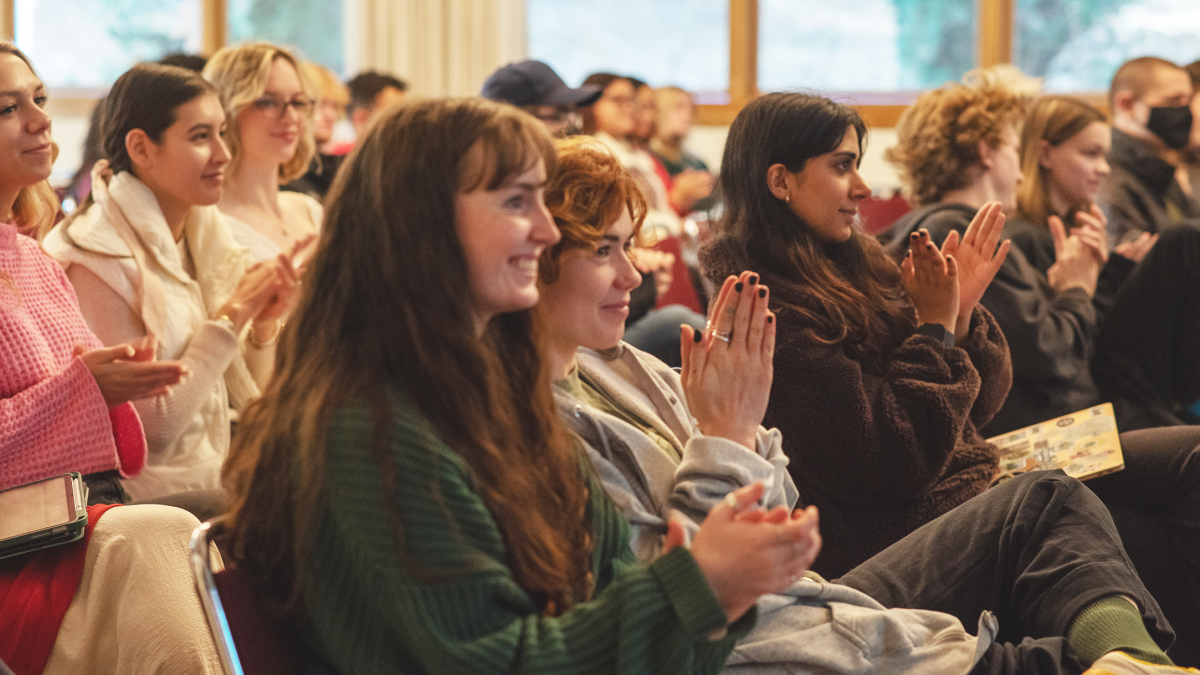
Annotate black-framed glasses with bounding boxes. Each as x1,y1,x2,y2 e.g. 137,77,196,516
252,95,315,119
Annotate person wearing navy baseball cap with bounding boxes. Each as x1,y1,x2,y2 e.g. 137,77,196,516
482,60,602,136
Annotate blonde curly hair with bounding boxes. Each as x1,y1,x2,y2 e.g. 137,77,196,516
886,83,1026,206
203,42,316,184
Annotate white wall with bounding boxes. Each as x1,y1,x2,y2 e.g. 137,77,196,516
48,99,97,188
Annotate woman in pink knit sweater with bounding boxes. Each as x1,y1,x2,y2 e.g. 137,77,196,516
0,43,184,501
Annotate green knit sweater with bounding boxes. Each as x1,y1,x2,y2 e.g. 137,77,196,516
298,391,753,674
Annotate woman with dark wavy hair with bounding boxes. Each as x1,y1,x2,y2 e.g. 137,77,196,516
701,92,1012,580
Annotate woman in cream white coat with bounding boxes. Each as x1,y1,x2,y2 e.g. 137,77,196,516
44,63,299,501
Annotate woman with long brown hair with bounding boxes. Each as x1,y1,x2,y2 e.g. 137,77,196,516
220,97,818,674
700,92,1012,580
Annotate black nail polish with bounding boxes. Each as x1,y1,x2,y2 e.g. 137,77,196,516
693,330,702,342
910,232,918,239
926,243,934,250
735,282,744,292
767,315,774,324
748,275,758,285
758,288,766,298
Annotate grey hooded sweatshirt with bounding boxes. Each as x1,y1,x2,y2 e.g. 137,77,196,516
555,343,994,674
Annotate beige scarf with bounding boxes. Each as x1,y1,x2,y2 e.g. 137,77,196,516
81,162,260,409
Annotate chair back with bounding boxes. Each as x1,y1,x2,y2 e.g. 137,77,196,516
651,235,704,314
190,522,303,675
859,193,912,236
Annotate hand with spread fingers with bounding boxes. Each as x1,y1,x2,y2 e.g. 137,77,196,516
900,228,960,338
679,270,775,451
663,482,822,622
939,201,1010,340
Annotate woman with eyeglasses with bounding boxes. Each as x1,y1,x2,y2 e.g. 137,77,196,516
203,43,321,264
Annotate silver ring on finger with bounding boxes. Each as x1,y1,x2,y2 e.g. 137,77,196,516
711,329,732,343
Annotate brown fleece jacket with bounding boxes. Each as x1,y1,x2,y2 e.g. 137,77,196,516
701,236,1012,577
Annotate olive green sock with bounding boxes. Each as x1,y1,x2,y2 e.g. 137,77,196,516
1066,595,1173,666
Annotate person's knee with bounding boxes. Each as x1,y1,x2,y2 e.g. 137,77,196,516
98,504,201,544
1001,470,1090,512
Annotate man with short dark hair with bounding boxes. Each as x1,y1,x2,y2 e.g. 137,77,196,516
346,71,408,135
1100,57,1199,243
480,59,601,137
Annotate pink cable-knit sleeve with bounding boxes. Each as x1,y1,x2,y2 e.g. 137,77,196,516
0,357,122,488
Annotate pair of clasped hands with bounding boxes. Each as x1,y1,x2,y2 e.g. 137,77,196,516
1044,205,1156,296
665,271,820,623
901,202,1012,342
75,239,308,409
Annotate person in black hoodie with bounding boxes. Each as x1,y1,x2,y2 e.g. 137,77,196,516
1099,57,1200,244
885,80,1200,664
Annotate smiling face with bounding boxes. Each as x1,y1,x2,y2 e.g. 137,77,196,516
539,208,642,352
136,93,230,211
236,57,306,168
0,52,53,207
783,125,871,244
456,152,561,332
1041,120,1111,211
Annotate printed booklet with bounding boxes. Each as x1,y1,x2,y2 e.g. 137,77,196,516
987,403,1124,483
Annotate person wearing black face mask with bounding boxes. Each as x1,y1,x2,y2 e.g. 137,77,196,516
1099,56,1200,245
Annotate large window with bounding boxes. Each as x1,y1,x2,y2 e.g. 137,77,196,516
527,0,728,94
11,0,346,91
16,0,203,89
528,0,1200,124
1015,0,1200,92
227,0,345,74
759,0,975,92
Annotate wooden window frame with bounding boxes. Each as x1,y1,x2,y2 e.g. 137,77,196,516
696,0,1017,127
2,0,1100,123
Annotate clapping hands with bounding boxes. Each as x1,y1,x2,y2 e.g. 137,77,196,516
76,335,187,407
664,482,822,622
901,202,1010,342
1047,205,1107,297
680,271,774,451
